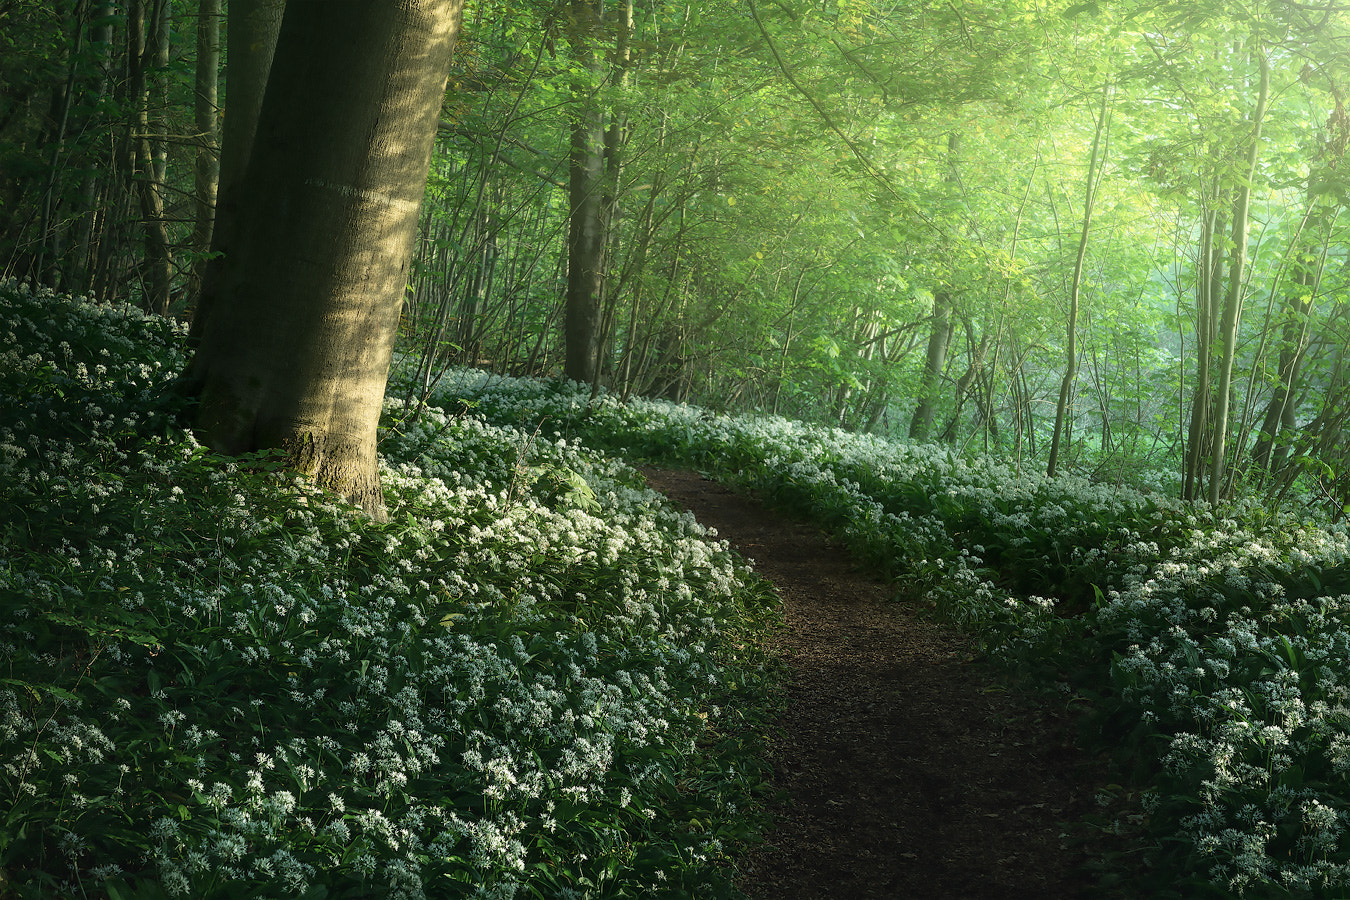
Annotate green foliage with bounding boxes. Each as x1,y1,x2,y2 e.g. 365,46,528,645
0,283,780,899
426,364,1350,897
9,0,1350,500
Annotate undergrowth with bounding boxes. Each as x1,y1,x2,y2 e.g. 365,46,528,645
0,283,781,899
419,365,1350,899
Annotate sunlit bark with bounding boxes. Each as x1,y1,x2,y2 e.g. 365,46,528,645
185,0,464,519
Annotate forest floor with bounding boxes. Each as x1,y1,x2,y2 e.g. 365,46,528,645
640,468,1130,900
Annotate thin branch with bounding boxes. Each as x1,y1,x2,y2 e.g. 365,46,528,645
745,0,946,240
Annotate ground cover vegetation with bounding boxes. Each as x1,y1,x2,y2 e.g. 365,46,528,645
4,0,1350,897
423,365,1350,898
0,279,781,898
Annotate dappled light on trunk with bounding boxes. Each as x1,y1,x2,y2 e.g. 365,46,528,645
185,0,464,519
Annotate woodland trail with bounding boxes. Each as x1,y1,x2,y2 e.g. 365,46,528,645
640,468,1117,900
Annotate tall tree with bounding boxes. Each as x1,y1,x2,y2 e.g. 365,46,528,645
187,0,220,303
1207,50,1270,505
184,0,464,519
564,0,608,386
189,0,284,332
909,133,961,441
128,0,173,315
1048,79,1112,477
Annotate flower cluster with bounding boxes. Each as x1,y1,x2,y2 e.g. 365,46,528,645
0,282,776,899
419,363,1350,897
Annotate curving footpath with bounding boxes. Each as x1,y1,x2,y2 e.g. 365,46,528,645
641,468,1119,900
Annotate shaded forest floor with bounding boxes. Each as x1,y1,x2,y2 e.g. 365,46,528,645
640,468,1129,900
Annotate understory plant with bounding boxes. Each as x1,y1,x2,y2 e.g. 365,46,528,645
0,282,779,899
421,365,1350,898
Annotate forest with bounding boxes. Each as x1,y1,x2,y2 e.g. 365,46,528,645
3,0,1350,897
4,0,1350,510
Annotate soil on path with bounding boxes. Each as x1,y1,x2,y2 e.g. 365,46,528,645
640,468,1116,900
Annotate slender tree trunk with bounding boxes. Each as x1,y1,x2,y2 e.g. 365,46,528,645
910,289,953,440
1251,298,1311,476
1049,80,1112,477
1250,187,1329,479
190,0,284,337
591,0,633,396
71,2,115,293
187,0,221,305
1208,52,1270,506
772,264,811,416
128,0,172,316
909,131,961,440
564,0,606,386
1183,195,1224,501
35,0,86,290
940,322,991,443
184,0,464,520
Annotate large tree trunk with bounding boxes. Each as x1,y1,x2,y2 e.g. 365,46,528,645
184,0,463,520
217,0,285,198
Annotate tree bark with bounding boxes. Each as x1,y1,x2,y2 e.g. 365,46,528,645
187,0,221,305
216,0,284,199
70,2,116,294
1182,192,1224,502
189,0,284,335
1250,182,1330,480
34,0,86,290
1048,80,1112,478
125,0,172,316
909,289,953,440
591,0,633,397
564,0,607,386
134,0,173,316
1207,52,1269,506
910,131,963,441
184,0,463,520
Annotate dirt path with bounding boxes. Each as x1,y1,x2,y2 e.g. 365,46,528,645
640,469,1113,900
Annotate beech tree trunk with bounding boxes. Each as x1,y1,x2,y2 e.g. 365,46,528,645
184,0,463,520
218,0,284,189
